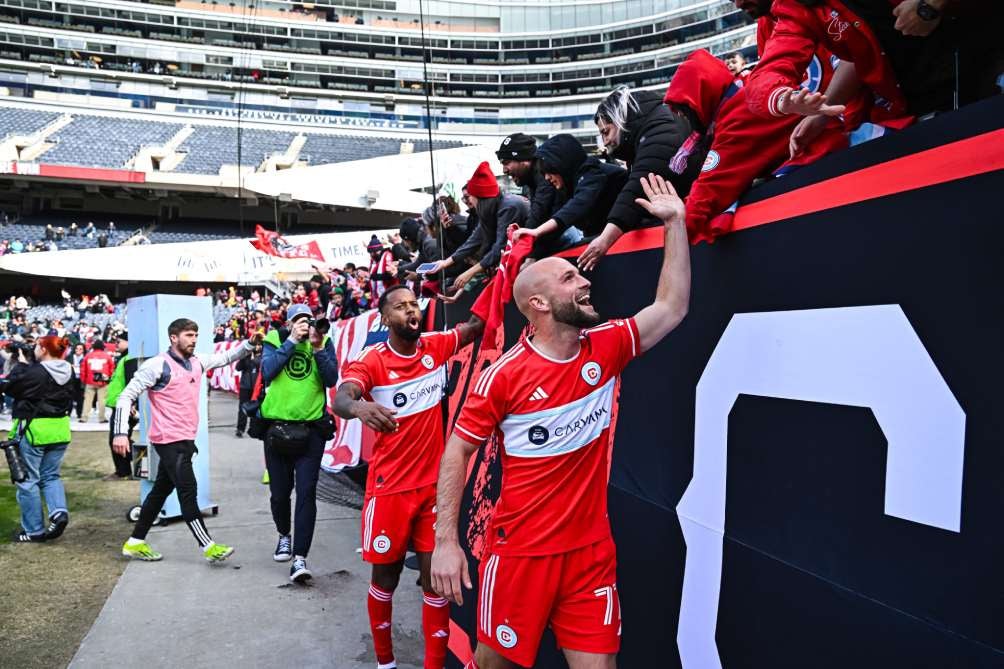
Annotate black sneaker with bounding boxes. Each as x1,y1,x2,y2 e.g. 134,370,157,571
273,534,292,562
45,511,69,540
12,528,45,543
234,431,243,438
290,557,312,583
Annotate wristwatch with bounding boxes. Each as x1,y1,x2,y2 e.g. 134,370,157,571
916,0,941,21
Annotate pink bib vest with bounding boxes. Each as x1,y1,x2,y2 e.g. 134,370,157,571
147,353,203,444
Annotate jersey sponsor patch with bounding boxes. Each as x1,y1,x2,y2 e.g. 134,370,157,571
370,366,446,419
500,377,616,458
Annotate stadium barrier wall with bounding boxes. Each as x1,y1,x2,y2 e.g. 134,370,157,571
434,95,1004,668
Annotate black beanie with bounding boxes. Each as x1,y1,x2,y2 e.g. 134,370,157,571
399,217,421,243
495,133,537,162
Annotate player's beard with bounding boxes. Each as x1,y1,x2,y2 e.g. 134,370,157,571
552,297,601,329
391,322,421,342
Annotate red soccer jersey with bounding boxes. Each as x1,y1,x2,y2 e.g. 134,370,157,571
341,329,460,497
454,318,640,556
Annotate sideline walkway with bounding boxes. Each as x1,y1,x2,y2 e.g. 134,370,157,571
70,393,424,669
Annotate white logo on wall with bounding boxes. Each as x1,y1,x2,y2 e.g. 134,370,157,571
496,624,518,648
581,361,602,386
421,354,435,370
675,305,966,668
373,535,392,554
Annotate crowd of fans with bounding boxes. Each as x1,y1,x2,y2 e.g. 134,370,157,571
358,0,1004,277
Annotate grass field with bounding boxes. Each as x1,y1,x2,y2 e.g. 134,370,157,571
0,431,136,668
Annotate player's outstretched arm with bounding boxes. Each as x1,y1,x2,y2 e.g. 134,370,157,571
455,313,485,349
332,381,399,432
432,432,481,605
632,173,691,353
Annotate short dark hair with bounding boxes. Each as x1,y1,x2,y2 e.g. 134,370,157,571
377,285,414,314
168,318,199,337
92,339,105,350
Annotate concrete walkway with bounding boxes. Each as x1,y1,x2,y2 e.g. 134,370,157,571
70,393,424,669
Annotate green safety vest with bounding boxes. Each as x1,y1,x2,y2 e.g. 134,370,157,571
105,354,133,408
259,329,329,422
10,416,70,447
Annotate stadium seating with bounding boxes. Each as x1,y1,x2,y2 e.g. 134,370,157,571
0,108,61,141
0,105,469,174
42,115,184,169
175,126,296,174
300,134,464,165
0,221,133,250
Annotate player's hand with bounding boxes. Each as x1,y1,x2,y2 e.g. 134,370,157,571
289,319,310,343
634,173,685,226
893,0,941,36
351,400,398,432
112,435,130,457
511,227,540,243
777,88,845,117
789,114,830,158
431,540,472,606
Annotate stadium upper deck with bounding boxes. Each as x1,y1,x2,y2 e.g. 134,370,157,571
0,0,754,134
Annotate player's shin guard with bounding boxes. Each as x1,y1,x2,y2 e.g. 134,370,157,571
422,592,450,669
367,584,395,666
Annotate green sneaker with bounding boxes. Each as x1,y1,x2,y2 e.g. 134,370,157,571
261,470,270,485
203,542,235,563
122,540,162,561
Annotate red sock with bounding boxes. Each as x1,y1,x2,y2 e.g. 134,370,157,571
368,584,395,666
422,591,450,669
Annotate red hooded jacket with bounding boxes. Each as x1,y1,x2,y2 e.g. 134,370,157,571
665,49,848,244
747,0,908,122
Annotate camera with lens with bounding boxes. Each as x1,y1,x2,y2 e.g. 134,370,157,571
9,341,34,363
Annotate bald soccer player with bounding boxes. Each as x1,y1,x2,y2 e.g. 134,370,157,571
432,173,691,669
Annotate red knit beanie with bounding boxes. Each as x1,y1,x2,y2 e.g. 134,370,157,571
465,161,499,199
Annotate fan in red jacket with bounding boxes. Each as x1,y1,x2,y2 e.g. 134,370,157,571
745,0,912,125
665,48,849,244
80,340,115,423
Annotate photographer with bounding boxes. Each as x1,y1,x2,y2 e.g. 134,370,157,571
5,335,74,542
258,304,338,583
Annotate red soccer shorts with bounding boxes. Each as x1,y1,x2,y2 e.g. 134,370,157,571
476,537,621,667
361,484,437,564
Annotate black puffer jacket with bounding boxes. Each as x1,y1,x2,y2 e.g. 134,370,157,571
536,134,628,238
606,90,701,232
4,360,74,419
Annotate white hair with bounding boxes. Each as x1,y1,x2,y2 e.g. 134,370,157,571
594,85,639,134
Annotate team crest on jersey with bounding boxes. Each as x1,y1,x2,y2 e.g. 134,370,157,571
581,361,602,386
496,624,518,649
701,150,720,173
373,534,391,554
799,54,824,93
421,354,435,369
